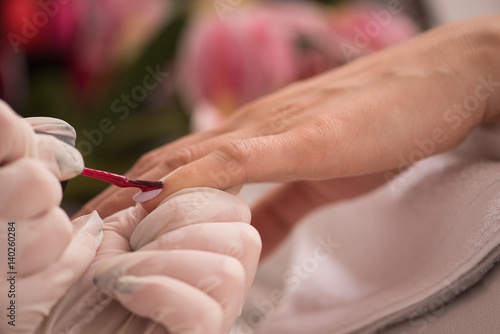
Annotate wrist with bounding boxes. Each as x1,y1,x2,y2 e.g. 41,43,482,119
454,15,500,122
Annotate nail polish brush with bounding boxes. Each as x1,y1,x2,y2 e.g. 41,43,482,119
80,167,163,192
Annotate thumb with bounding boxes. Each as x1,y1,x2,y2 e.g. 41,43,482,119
141,133,302,212
252,173,391,260
251,182,324,261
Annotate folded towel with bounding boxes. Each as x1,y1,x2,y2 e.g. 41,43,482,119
384,258,500,334
237,125,500,334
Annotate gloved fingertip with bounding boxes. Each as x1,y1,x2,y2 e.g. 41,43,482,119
26,117,77,141
36,135,84,181
73,210,103,236
93,266,125,293
113,275,142,294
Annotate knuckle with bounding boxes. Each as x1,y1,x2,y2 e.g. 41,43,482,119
220,140,253,166
294,115,346,177
137,150,157,166
136,148,165,172
161,158,182,174
174,147,195,166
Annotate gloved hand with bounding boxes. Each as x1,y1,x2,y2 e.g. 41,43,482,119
0,100,102,333
37,188,261,334
1,99,261,333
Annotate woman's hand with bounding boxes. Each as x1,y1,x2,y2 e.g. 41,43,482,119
77,16,500,259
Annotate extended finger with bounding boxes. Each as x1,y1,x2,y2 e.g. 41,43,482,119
141,132,305,211
127,127,228,178
75,131,242,219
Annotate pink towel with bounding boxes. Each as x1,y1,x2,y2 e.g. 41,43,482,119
237,124,500,334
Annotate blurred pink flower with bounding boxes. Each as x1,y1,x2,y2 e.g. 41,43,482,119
177,2,344,131
71,0,173,94
1,0,80,55
1,0,173,100
328,3,418,61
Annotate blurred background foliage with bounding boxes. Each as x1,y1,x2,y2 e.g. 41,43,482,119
0,0,423,208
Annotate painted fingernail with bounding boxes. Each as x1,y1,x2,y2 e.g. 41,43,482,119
133,188,163,203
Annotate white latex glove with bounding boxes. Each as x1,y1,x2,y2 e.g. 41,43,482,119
0,100,101,333
37,187,261,334
0,100,260,333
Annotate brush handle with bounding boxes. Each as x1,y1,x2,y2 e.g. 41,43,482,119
81,168,129,187
81,167,163,191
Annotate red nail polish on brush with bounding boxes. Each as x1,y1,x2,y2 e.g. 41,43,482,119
80,167,163,192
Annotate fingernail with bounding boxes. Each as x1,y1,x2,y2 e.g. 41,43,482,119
113,275,141,294
133,188,163,203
